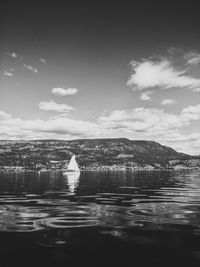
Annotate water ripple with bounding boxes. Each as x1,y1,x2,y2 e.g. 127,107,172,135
0,170,200,232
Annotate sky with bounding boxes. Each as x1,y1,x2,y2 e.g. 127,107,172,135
0,1,200,155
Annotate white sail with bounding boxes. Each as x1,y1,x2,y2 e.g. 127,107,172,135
67,155,80,172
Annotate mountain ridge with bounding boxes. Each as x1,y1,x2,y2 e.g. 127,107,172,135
0,137,193,156
0,138,199,170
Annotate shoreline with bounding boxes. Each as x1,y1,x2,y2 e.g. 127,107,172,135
0,167,199,173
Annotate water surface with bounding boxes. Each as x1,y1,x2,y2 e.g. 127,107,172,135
0,170,200,267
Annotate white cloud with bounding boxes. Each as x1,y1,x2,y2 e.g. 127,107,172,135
39,100,75,113
98,105,200,155
0,110,100,140
3,70,13,77
25,117,99,137
180,104,200,122
140,91,154,101
8,52,19,58
98,107,184,133
184,51,200,65
127,59,200,91
99,104,200,132
0,104,200,154
39,58,46,64
0,111,12,120
52,88,79,96
24,64,38,73
157,132,200,155
181,104,200,114
161,99,177,105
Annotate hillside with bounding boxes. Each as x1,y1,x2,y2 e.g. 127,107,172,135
1,138,199,170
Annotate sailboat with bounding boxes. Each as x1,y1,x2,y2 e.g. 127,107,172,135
63,154,80,174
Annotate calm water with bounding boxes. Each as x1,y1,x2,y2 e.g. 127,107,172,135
0,170,200,267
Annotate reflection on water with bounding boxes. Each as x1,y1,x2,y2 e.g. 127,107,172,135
1,170,200,266
0,170,200,232
65,172,80,193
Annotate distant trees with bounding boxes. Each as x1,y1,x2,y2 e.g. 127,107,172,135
0,139,199,170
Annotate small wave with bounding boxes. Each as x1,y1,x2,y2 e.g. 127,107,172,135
39,217,99,228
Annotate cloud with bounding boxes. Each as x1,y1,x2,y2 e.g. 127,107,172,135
26,117,99,137
161,99,177,105
52,88,79,96
140,91,154,101
192,88,200,92
8,52,19,58
39,100,75,113
39,58,46,64
1,103,200,154
180,104,200,122
3,70,13,77
98,107,184,133
98,105,200,154
0,111,12,120
184,51,200,65
0,110,100,140
23,64,38,73
158,132,200,155
127,59,200,91
99,104,200,132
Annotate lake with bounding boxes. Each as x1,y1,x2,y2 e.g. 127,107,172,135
0,170,200,267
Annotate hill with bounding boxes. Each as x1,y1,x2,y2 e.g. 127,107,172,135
0,138,199,170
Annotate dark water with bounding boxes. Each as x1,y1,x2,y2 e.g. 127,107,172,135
0,170,200,267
